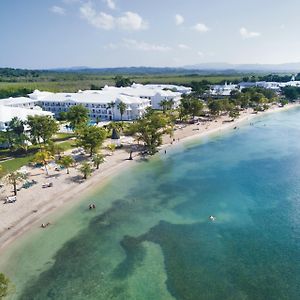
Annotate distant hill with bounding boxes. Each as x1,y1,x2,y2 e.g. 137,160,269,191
48,63,300,75
1,63,300,77
183,62,300,72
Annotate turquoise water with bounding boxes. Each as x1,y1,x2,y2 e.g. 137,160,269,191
1,109,300,299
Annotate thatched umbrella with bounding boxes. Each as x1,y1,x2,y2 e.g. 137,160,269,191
111,128,120,146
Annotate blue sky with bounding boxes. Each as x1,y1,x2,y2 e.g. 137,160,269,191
1,0,300,69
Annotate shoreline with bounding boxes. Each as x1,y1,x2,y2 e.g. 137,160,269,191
0,103,298,254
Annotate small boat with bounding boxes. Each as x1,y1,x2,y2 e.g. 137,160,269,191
209,215,216,221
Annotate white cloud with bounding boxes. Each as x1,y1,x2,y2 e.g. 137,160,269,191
104,0,116,10
50,5,66,15
175,14,184,25
104,39,171,51
197,51,204,56
178,44,190,50
239,27,261,39
80,3,147,31
117,12,148,31
80,3,114,30
123,39,171,51
193,23,210,33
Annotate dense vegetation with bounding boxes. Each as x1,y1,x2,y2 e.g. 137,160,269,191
0,68,298,102
0,67,263,99
0,273,10,299
281,86,300,100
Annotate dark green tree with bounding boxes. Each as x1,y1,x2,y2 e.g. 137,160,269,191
114,75,132,87
0,132,9,147
79,162,92,180
76,126,107,156
27,115,59,149
66,105,89,129
160,99,174,114
57,155,74,174
208,100,223,116
117,101,127,121
93,153,105,169
7,117,27,151
129,109,173,155
282,86,300,101
179,95,204,119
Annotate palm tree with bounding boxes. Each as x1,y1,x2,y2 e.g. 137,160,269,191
6,172,27,195
92,153,105,169
47,142,64,159
7,117,27,151
107,143,116,155
159,99,169,114
79,162,92,180
117,101,127,121
160,99,174,114
33,150,53,175
167,99,174,111
107,101,116,120
57,155,74,174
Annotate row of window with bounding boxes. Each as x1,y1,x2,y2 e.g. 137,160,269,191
41,102,108,108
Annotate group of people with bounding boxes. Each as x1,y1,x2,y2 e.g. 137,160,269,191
89,204,96,210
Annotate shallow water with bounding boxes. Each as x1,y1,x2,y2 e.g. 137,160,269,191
1,109,300,300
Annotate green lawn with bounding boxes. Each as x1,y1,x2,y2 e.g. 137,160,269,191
0,155,35,173
0,137,76,176
58,140,77,151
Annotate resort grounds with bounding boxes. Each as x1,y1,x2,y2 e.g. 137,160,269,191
0,102,298,253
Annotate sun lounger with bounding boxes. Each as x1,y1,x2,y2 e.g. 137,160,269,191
5,196,17,204
42,182,53,188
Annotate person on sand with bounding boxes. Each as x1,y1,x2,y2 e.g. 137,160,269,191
41,222,50,228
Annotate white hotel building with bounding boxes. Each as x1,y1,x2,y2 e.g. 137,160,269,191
0,104,53,131
0,84,187,127
27,84,185,121
28,89,151,121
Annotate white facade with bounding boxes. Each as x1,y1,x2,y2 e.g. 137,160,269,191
144,84,192,94
0,84,187,124
26,84,185,120
0,105,53,131
0,96,40,109
210,83,238,96
279,81,300,88
101,84,182,109
33,90,150,121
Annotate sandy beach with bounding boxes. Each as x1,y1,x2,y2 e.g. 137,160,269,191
0,103,298,252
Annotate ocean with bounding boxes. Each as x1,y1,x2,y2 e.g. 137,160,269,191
1,108,299,300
